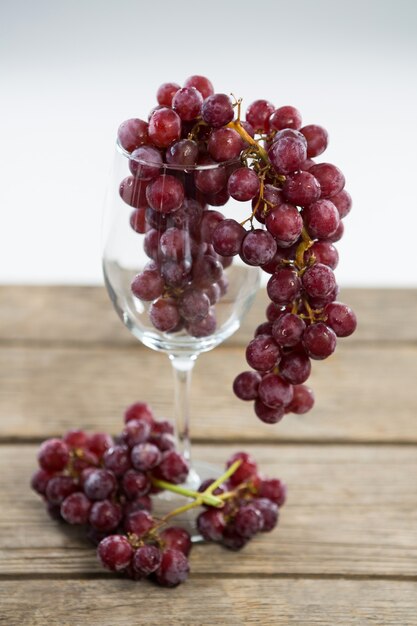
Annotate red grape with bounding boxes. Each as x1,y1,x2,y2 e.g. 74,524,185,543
267,268,301,304
124,402,155,426
159,527,192,556
131,442,162,471
324,302,357,337
38,439,69,472
153,450,189,484
300,124,328,157
233,370,262,400
201,93,234,127
166,139,198,166
61,492,92,524
246,335,280,371
272,313,306,348
286,384,315,414
303,199,340,239
155,549,190,587
89,500,122,532
234,504,263,538
265,204,303,245
146,175,185,214
302,323,337,359
253,498,279,532
268,133,307,174
226,451,258,486
282,171,321,207
208,127,242,162
240,229,277,266
131,270,164,301
98,535,133,571
309,163,345,198
129,208,147,234
331,189,352,218
148,107,181,148
254,399,285,424
133,545,162,576
197,509,226,541
184,75,214,99
228,167,260,201
129,145,162,180
258,373,294,408
118,118,148,153
172,87,203,121
279,351,311,385
269,105,302,131
212,218,246,256
305,241,339,269
246,99,275,132
156,82,180,106
84,469,117,501
302,263,336,298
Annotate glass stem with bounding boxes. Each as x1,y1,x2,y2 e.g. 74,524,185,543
169,353,197,464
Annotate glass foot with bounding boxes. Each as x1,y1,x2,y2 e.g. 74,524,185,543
154,459,222,541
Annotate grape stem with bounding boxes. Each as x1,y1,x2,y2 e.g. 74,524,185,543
228,120,269,165
150,459,242,528
240,174,266,227
295,227,314,270
150,479,223,508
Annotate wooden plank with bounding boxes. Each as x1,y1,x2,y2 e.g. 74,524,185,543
1,444,416,577
1,579,416,626
0,286,416,346
1,343,416,443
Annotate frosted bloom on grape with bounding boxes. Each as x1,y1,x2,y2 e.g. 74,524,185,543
228,168,260,202
268,134,307,174
208,127,242,162
302,263,337,299
201,93,234,128
184,75,214,99
156,82,180,106
212,219,246,256
309,163,345,198
269,105,302,131
246,99,275,132
148,107,181,148
172,87,203,121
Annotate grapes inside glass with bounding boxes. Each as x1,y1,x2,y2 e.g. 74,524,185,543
102,142,260,504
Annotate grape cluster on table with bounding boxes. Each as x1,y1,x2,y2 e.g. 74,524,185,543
31,402,287,587
196,451,286,551
117,74,357,425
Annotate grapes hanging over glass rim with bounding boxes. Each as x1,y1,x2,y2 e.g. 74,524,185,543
118,74,357,424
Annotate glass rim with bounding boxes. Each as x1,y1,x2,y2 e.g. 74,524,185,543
116,139,240,172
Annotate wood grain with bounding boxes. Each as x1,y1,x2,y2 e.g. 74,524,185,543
0,286,416,346
1,286,416,624
1,579,416,626
0,343,415,442
1,444,416,577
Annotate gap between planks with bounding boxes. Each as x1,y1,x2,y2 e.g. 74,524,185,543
1,437,417,447
0,572,416,583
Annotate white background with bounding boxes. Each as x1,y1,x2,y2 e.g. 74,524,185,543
1,0,416,286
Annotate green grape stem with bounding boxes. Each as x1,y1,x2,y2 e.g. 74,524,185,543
150,460,242,528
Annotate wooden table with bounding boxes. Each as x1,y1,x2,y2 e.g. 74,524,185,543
0,286,416,625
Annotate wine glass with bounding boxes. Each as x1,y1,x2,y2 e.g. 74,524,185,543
102,142,260,492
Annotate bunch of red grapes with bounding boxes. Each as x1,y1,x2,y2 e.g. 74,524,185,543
118,73,357,424
31,402,286,587
196,452,286,551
